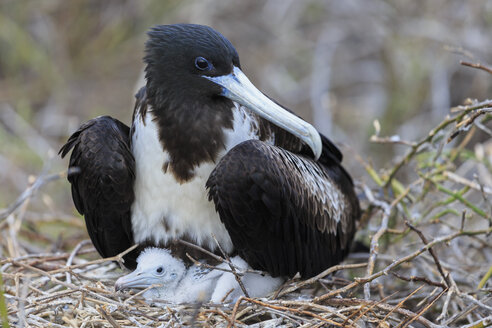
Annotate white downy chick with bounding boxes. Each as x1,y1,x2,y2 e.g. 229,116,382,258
115,247,218,303
211,256,283,303
115,247,284,303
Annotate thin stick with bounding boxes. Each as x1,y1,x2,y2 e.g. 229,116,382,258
0,169,79,221
185,253,244,276
351,292,397,326
405,221,450,288
177,239,224,263
444,171,492,195
243,297,343,326
460,61,492,75
400,287,447,328
277,263,366,297
48,244,139,274
65,240,92,284
362,182,412,299
211,234,249,298
391,272,446,289
323,298,439,328
384,100,492,187
378,285,424,326
437,288,454,323
178,239,263,274
227,296,245,328
122,284,163,304
97,305,121,328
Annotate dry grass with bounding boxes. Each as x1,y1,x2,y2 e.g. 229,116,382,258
1,63,491,327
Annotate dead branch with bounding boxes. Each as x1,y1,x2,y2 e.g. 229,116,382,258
405,221,450,288
460,61,492,75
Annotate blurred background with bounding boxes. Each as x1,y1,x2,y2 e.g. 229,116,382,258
1,0,491,220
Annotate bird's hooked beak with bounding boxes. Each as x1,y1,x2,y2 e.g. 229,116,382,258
205,66,322,160
115,269,157,291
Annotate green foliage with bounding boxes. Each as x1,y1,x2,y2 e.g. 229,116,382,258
0,273,9,328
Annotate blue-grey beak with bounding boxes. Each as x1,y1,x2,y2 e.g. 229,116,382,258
115,269,158,291
205,66,322,160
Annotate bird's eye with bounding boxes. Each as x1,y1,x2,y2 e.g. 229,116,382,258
195,57,212,71
156,267,164,274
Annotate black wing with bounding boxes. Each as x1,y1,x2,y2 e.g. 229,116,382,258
59,116,138,269
207,139,360,278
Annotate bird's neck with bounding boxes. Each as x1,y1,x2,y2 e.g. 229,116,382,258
149,97,234,183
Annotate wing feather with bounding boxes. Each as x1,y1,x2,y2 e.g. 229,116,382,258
59,116,138,269
207,139,360,278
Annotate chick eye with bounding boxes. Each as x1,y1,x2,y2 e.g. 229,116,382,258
195,57,212,71
156,267,164,274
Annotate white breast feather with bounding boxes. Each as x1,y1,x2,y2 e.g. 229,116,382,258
131,104,262,252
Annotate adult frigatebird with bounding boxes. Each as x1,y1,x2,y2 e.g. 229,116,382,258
60,24,360,278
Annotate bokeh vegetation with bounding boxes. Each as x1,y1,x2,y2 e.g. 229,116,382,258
0,1,491,327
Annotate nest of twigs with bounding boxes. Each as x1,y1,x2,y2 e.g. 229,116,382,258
1,63,491,327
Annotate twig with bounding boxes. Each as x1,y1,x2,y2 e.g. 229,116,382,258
461,315,492,328
48,244,139,274
65,240,92,284
444,171,492,195
0,249,95,266
478,265,492,290
400,287,448,328
242,297,343,326
323,298,439,328
206,308,235,326
448,108,492,142
362,182,412,299
450,99,492,113
437,287,454,323
177,239,264,275
378,286,424,327
430,179,490,219
211,234,249,298
364,195,390,300
405,221,450,288
460,61,492,75
29,314,68,328
459,293,492,312
384,100,492,187
228,296,245,328
277,300,352,323
475,173,492,226
350,292,396,326
0,169,79,221
177,239,225,263
277,263,366,297
97,306,121,328
186,253,250,276
391,272,446,289
475,120,492,136
370,134,416,147
122,284,163,304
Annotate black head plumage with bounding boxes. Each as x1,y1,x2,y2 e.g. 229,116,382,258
144,24,241,107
